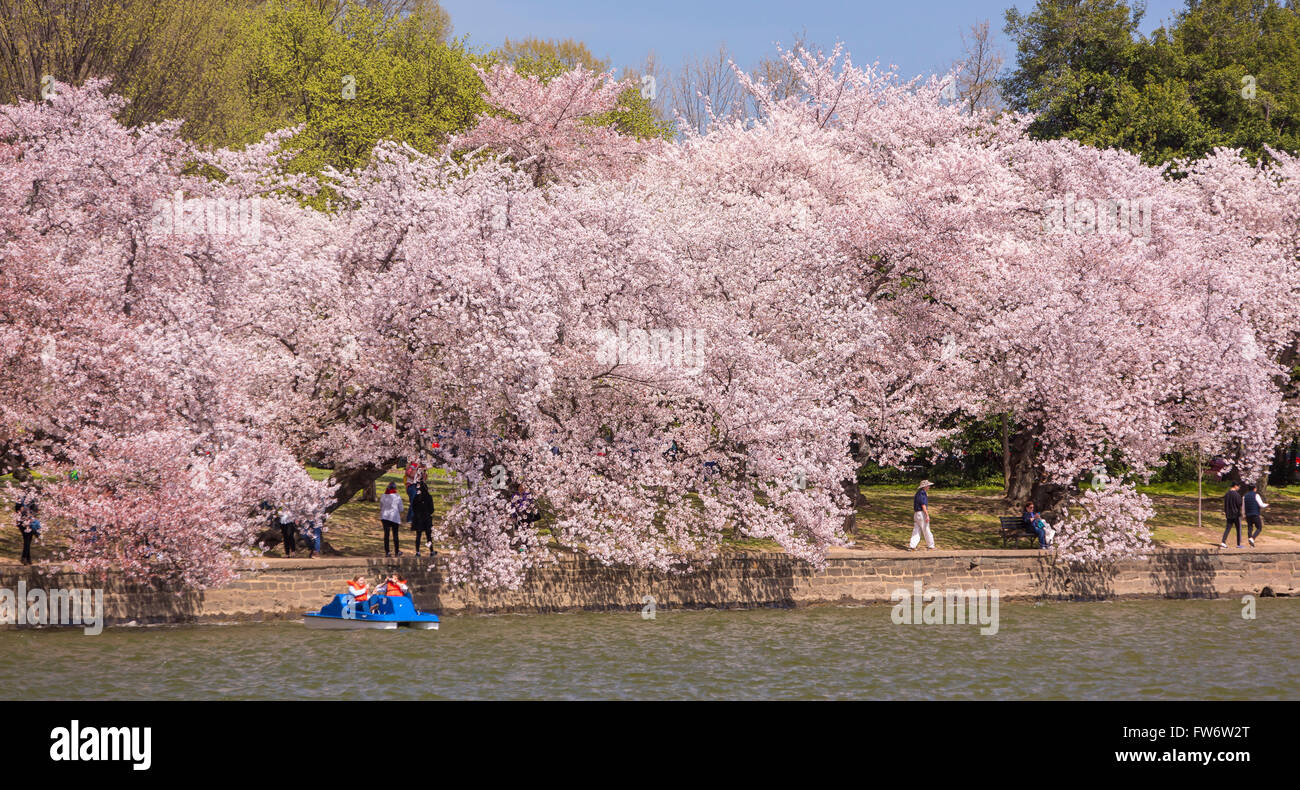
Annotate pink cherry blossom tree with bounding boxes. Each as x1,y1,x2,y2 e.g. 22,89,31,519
659,45,1285,556
454,63,660,185
5,52,1296,588
0,81,333,585
1178,146,1300,490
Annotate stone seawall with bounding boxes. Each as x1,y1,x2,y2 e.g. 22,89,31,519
2,548,1297,625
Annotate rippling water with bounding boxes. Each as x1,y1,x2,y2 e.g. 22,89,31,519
2,598,1297,700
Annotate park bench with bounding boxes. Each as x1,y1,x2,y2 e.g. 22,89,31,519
998,515,1040,548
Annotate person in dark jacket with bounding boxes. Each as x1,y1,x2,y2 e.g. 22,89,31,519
13,493,38,565
1242,483,1268,547
277,510,297,557
907,480,935,550
301,519,322,559
1220,481,1243,548
409,482,435,556
1022,502,1049,549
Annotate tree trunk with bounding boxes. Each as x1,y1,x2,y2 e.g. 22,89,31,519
1260,442,1299,497
1033,482,1071,519
1197,446,1203,531
1003,422,1069,516
841,476,863,537
1004,424,1037,507
361,478,378,502
327,461,396,513
1001,413,1011,491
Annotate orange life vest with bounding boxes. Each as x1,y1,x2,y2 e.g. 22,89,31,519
347,579,369,601
383,579,404,596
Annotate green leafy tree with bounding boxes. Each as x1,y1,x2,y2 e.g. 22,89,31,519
1001,0,1151,144
1002,0,1300,163
0,0,253,141
235,0,485,182
1164,0,1300,159
0,0,481,166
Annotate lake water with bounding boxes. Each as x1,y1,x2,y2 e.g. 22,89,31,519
2,598,1297,700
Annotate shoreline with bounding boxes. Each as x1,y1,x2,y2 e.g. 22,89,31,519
2,546,1297,626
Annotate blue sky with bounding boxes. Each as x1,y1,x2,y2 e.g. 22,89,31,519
442,0,1189,81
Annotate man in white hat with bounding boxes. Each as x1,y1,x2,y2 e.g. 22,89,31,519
909,480,935,550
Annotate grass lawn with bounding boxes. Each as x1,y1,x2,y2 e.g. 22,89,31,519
847,480,1300,551
2,471,1298,564
297,466,460,557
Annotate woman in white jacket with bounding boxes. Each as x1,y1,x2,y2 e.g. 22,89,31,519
380,482,405,557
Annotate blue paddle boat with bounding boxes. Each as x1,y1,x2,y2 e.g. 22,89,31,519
303,594,440,630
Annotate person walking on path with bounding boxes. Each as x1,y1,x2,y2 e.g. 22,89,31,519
1243,482,1268,547
13,492,39,565
410,481,435,556
1221,481,1244,548
908,480,935,551
379,482,404,557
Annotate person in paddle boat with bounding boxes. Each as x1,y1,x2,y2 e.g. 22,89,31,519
347,575,376,614
380,574,410,599
305,573,438,630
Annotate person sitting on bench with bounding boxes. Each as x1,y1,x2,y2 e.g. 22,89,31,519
1022,502,1049,549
